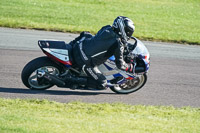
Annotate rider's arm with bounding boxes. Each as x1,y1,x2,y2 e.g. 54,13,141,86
114,40,134,73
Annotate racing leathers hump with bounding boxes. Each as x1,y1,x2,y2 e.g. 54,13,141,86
73,25,129,71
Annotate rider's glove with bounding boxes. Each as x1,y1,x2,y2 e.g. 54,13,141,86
125,63,135,73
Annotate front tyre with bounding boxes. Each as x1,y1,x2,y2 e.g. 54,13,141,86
110,74,147,94
21,57,61,90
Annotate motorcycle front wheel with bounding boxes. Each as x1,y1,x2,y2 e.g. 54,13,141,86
110,74,147,94
21,56,61,90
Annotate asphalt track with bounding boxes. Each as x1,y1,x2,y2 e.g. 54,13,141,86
0,27,200,107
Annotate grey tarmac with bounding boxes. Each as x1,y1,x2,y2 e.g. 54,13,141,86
0,27,200,107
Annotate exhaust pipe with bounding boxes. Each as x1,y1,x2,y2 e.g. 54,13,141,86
37,70,88,88
37,71,66,87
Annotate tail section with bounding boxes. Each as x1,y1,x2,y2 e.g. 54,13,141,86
38,40,73,67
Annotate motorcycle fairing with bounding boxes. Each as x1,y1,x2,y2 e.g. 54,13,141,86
99,56,135,85
38,40,72,67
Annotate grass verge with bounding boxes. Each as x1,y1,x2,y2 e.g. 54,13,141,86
0,98,200,133
0,0,199,45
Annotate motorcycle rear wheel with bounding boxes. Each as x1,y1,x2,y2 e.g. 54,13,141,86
21,56,61,90
110,74,147,94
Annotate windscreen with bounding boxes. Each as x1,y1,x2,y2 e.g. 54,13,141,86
131,39,149,56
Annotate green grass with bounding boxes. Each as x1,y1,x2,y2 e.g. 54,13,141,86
0,0,199,45
0,98,200,133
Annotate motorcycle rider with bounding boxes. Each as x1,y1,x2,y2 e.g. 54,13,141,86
69,16,135,89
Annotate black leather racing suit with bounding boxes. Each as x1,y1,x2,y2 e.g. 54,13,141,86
71,25,130,89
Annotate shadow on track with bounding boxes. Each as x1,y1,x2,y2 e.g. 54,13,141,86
0,87,114,96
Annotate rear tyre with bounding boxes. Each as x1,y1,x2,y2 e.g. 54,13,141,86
21,56,61,90
110,74,147,94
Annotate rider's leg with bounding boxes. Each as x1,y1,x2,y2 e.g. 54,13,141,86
82,65,107,89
